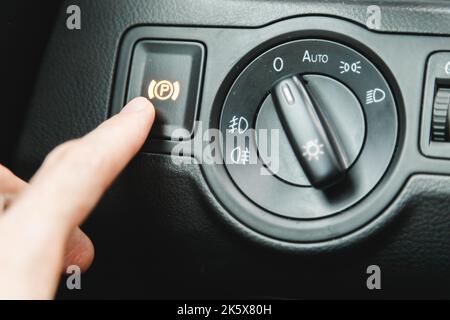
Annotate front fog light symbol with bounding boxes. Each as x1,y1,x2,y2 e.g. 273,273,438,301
148,80,180,101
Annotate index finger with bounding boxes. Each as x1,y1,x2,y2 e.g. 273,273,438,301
7,97,155,235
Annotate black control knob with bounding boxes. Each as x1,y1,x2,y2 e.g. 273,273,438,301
257,74,365,189
432,88,450,142
273,76,346,188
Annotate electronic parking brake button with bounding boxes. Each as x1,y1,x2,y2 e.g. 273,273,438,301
126,40,205,140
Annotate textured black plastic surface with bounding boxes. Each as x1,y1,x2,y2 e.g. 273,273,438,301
13,0,450,299
1,1,59,167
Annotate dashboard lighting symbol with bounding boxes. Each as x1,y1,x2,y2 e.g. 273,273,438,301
148,80,180,101
302,139,324,161
366,88,386,104
339,61,361,74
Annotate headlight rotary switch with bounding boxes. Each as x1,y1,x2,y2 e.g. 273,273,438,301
220,39,397,220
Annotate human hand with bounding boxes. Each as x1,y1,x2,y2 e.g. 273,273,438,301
0,97,155,299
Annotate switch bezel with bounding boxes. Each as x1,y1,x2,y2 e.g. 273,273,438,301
111,36,206,142
420,52,450,158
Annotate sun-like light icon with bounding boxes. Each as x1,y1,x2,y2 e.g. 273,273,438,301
302,139,324,161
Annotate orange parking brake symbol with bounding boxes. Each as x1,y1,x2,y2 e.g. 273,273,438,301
148,80,180,101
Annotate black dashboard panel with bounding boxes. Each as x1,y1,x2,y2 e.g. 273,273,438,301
1,1,59,167
13,0,450,299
